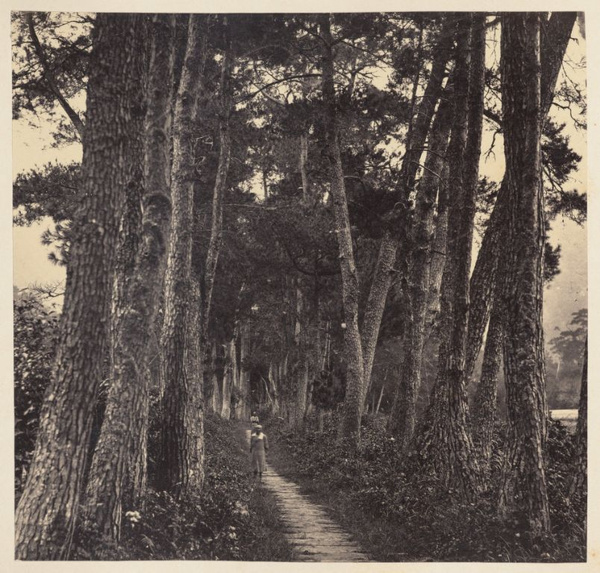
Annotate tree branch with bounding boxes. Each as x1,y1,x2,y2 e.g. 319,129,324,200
483,108,502,127
27,13,85,139
236,73,322,104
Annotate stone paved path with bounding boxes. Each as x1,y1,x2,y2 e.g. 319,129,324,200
247,430,370,562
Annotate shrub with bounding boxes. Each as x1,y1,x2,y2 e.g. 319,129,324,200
14,293,60,499
74,414,292,560
268,413,586,562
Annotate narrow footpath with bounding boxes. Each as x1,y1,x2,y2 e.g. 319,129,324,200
246,429,370,562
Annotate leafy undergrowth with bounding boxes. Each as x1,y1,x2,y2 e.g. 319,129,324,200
267,413,586,563
74,414,293,560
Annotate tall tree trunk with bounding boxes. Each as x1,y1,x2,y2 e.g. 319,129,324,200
219,282,246,418
304,276,321,421
221,356,232,419
268,363,280,414
299,133,310,201
360,234,396,404
426,161,449,323
225,335,238,419
499,12,550,534
463,181,509,379
320,14,364,443
464,12,576,380
421,14,485,500
361,16,453,412
14,15,143,560
375,381,385,415
293,283,309,425
201,20,232,348
388,82,454,446
210,343,222,414
157,14,207,497
83,14,175,540
239,325,250,421
231,330,240,419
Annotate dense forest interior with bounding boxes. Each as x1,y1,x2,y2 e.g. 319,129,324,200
12,12,588,562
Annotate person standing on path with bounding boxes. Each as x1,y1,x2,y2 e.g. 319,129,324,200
250,424,269,480
250,411,260,430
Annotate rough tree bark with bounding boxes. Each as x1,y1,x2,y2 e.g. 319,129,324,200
362,16,454,412
420,14,485,500
299,133,310,201
466,15,577,472
83,14,176,540
157,14,207,497
360,234,397,405
86,16,175,540
387,82,454,447
469,14,576,467
498,12,550,534
464,12,577,381
471,300,504,467
426,161,450,321
466,12,576,474
319,14,364,442
14,14,143,560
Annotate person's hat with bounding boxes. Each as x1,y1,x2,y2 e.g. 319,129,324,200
255,424,263,430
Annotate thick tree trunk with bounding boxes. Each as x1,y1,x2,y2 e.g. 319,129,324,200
157,15,207,497
388,82,454,447
320,15,364,443
14,15,142,560
83,15,175,540
421,14,485,500
464,12,576,380
498,12,550,534
471,301,503,468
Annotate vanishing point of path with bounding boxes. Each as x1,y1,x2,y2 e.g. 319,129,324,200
245,429,370,562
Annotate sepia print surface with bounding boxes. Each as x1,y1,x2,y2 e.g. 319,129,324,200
9,3,591,567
